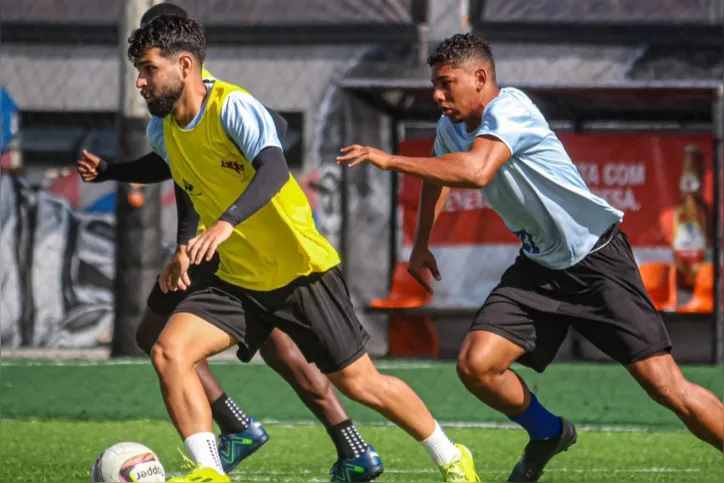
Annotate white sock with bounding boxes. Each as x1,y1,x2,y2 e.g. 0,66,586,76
420,421,462,466
184,432,225,474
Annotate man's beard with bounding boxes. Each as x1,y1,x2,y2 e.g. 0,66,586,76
145,80,183,117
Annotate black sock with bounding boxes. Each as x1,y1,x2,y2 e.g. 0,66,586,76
210,393,250,434
328,419,367,459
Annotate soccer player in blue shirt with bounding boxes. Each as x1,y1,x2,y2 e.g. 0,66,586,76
338,33,723,481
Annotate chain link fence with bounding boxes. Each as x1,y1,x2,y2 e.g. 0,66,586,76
1,0,722,362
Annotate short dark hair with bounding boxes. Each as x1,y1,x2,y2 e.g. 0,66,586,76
127,15,206,66
140,2,188,27
427,33,495,71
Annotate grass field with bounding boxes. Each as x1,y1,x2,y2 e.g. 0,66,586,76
1,359,722,482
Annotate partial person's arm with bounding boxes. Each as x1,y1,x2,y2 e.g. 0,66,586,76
339,137,511,189
218,147,289,226
338,95,544,189
414,182,451,247
413,137,453,246
217,92,290,226
174,182,200,246
94,108,284,186
94,152,172,183
158,185,197,293
407,146,451,295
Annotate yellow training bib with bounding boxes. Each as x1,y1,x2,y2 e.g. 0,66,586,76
164,80,340,291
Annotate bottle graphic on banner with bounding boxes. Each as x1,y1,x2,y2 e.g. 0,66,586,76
672,145,709,288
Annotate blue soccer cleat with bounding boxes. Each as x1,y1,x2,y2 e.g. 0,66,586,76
329,445,385,482
217,417,270,473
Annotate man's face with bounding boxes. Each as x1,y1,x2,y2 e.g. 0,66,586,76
135,48,185,117
431,61,483,122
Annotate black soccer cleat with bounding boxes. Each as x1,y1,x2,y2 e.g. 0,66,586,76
507,417,577,482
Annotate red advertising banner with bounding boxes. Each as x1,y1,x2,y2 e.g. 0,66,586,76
400,133,714,250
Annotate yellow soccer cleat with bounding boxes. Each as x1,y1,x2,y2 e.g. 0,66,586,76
166,465,229,482
439,444,481,482
167,452,230,482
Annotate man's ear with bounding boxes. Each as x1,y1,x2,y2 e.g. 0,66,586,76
475,67,488,91
179,54,194,78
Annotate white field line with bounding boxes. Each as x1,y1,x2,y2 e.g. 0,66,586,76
255,419,685,433
165,467,704,481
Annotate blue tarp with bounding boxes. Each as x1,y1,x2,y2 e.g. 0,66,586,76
1,86,19,154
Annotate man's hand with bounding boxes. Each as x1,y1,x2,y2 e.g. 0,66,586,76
77,150,102,182
337,145,394,170
160,248,191,293
187,221,234,265
408,244,441,295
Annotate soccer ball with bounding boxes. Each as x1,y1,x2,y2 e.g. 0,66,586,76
90,442,165,482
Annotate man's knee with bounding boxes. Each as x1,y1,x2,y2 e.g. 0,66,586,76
629,353,689,412
329,356,385,407
151,337,190,376
457,351,499,388
457,332,516,389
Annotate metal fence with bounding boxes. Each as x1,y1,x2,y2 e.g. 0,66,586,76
0,0,722,362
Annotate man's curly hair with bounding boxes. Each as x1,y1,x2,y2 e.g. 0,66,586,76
127,15,205,66
427,33,495,71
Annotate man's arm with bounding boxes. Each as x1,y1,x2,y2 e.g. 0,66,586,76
414,182,451,247
159,183,197,292
388,136,510,189
92,108,283,186
217,92,288,226
218,147,289,225
338,136,511,189
174,182,200,246
412,137,451,245
94,152,172,183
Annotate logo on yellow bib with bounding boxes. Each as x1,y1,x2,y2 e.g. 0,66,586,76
221,160,248,180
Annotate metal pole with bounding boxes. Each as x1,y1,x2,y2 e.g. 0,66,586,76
412,0,429,64
388,118,400,291
339,93,350,281
713,86,724,364
112,0,162,357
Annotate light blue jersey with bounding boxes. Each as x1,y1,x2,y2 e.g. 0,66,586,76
434,87,623,269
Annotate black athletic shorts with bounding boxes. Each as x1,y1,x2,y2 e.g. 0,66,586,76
172,266,370,374
471,224,672,372
146,253,220,318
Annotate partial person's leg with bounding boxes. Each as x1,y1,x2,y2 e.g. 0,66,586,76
137,305,226,404
570,228,722,452
142,262,256,438
275,267,478,482
152,312,236,477
144,269,269,475
456,253,579,483
326,354,478,481
259,329,370,460
457,331,565,441
628,352,723,451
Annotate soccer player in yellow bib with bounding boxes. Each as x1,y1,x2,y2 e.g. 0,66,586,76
127,14,479,483
77,3,388,481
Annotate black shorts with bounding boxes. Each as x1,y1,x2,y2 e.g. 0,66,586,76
471,224,672,372
172,266,370,374
146,253,220,318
